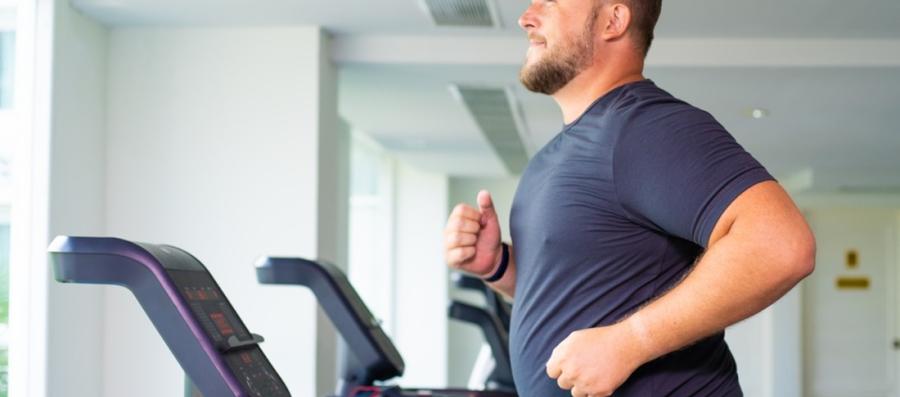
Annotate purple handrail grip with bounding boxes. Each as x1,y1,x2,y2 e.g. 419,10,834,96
49,236,245,396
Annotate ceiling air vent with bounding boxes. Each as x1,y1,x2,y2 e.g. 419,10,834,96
452,85,530,175
421,0,499,27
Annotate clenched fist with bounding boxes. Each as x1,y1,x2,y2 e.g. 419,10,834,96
546,320,652,397
444,190,503,277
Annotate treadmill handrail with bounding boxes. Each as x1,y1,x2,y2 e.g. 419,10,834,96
255,257,405,384
49,236,244,396
448,301,514,388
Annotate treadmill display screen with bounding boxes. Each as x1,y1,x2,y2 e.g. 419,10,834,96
223,348,291,397
167,269,290,397
168,269,250,343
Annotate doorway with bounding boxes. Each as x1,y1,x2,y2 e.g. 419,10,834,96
803,209,900,397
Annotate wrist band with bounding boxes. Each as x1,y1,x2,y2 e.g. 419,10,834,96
483,242,509,283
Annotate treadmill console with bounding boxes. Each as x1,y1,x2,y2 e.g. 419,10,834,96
165,268,285,396
50,236,290,397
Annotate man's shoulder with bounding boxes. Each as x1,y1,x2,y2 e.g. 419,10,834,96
569,80,722,145
615,82,706,117
603,82,718,133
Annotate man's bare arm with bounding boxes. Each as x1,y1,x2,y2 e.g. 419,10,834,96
624,180,815,362
547,181,815,395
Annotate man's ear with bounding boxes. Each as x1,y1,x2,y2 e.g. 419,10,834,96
601,3,632,41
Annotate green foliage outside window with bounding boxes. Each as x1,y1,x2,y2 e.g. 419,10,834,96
0,224,9,397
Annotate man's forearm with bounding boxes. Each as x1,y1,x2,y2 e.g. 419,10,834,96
622,227,814,363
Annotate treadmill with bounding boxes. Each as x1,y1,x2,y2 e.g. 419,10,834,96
448,273,515,392
49,236,291,397
256,256,518,397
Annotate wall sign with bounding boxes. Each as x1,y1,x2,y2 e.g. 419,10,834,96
836,276,869,290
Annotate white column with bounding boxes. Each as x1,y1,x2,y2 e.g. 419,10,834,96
41,0,109,396
393,161,449,387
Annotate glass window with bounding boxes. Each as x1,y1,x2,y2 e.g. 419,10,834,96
0,31,14,109
0,6,17,397
0,221,7,396
0,10,13,397
0,150,9,397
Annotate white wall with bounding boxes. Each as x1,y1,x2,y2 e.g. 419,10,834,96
771,287,803,397
725,307,774,397
393,160,449,387
44,1,108,396
445,176,518,386
721,292,802,397
102,26,344,397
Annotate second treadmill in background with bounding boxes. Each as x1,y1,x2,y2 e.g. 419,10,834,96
448,273,515,392
256,256,517,397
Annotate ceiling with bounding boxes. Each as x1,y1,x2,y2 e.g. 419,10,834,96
72,0,900,39
70,0,900,192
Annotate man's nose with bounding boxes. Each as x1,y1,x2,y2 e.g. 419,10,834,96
519,2,541,31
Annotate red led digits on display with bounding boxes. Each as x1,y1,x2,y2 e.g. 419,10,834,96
184,287,221,301
209,311,234,335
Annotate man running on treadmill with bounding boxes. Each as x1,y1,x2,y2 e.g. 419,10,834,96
443,1,816,396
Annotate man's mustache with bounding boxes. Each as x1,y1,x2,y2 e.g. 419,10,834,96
528,33,547,43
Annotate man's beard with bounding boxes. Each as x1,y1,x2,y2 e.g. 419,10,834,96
519,14,597,95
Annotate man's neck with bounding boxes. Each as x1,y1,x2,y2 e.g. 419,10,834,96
553,61,646,125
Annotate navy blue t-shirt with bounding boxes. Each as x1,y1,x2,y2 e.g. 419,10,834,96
508,79,773,396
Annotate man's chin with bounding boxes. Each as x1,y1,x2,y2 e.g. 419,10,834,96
521,58,545,78
524,48,549,64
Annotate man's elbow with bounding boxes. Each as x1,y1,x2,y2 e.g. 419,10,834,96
781,225,816,283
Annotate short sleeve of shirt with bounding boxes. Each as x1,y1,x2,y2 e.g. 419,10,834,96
613,106,774,247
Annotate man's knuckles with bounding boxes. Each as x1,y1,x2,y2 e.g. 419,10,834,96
452,204,481,220
452,204,467,216
447,246,475,264
444,232,468,247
